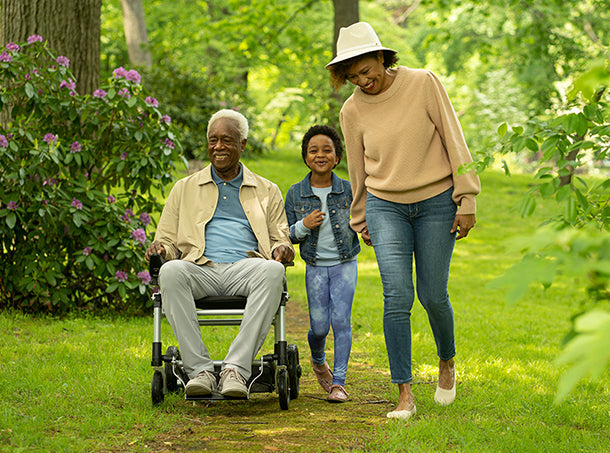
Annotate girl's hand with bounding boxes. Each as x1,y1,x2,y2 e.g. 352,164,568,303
303,209,325,229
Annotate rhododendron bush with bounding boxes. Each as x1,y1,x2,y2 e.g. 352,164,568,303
0,36,184,313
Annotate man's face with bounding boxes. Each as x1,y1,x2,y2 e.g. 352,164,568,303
207,118,246,180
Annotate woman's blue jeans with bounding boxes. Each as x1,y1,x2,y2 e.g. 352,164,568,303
366,189,457,384
306,260,358,386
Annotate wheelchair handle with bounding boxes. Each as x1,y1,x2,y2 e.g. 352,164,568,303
149,252,165,282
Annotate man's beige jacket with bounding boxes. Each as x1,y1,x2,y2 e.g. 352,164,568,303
153,163,292,265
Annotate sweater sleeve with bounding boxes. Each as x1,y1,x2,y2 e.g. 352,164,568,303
340,106,368,233
425,71,481,214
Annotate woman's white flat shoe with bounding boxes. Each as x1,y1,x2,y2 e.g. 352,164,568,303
434,365,456,406
387,405,417,420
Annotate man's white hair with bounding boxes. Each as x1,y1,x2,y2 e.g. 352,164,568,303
207,109,249,141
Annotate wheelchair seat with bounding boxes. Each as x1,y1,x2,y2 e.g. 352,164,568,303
149,253,301,410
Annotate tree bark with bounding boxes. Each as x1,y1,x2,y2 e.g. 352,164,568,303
119,0,152,69
0,0,101,95
331,0,359,58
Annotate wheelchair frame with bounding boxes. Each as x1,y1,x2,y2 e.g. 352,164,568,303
149,253,301,410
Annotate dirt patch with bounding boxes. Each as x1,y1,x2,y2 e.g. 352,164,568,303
143,300,395,452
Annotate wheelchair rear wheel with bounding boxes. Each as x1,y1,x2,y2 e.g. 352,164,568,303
287,344,301,400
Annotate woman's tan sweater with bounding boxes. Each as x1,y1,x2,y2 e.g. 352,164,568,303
340,66,481,232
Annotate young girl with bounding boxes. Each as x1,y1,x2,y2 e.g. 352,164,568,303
285,125,360,402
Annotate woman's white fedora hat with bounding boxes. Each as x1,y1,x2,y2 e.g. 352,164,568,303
325,22,397,68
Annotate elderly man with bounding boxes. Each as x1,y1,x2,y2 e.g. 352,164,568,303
145,109,294,398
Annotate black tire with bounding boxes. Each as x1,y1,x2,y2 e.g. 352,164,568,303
164,346,181,394
152,371,164,406
277,368,289,410
287,344,300,400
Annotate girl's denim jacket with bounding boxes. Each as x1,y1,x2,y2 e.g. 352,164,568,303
285,172,360,266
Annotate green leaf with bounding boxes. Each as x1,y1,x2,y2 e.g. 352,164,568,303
6,212,17,229
25,82,35,98
525,138,539,152
519,195,536,218
497,122,508,137
564,197,578,222
106,282,119,293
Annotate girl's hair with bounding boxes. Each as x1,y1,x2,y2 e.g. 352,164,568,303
328,50,399,91
208,109,249,141
301,125,344,166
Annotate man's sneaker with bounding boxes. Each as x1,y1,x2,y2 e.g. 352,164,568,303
218,368,248,397
185,370,217,397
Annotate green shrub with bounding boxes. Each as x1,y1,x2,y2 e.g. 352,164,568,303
0,36,185,314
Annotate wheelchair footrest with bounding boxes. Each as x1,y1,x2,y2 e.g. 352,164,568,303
185,392,248,401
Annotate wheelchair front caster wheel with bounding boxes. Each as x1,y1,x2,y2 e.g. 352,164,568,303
152,370,164,405
277,368,289,410
164,346,182,394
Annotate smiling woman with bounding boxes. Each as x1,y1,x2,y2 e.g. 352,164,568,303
325,21,481,421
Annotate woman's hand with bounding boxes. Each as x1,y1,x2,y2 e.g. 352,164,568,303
360,226,372,246
451,214,476,240
303,209,325,229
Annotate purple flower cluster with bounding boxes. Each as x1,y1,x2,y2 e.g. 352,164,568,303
56,56,70,68
115,270,128,282
107,195,116,203
83,246,92,256
118,88,131,99
6,42,19,52
161,115,171,125
145,97,159,108
121,208,134,223
27,35,43,44
93,89,107,99
113,66,141,84
43,133,57,144
71,198,83,210
0,134,8,148
131,228,146,244
70,141,81,153
137,271,151,285
164,138,175,149
0,51,12,63
139,212,151,226
6,201,18,210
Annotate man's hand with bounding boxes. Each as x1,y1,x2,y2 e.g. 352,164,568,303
451,214,476,240
303,209,325,229
272,245,294,264
145,241,166,261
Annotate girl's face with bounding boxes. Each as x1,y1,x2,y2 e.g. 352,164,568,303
345,52,389,95
305,134,338,176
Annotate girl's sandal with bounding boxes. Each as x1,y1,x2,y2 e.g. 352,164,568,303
310,358,333,393
327,384,349,403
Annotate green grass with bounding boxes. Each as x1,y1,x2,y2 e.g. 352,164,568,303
1,147,608,452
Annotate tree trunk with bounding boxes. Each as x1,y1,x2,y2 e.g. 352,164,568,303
0,0,101,95
119,0,152,69
331,0,359,58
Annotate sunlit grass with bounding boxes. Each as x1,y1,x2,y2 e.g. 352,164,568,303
1,147,608,451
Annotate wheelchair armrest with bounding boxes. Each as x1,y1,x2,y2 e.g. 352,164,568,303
149,252,165,285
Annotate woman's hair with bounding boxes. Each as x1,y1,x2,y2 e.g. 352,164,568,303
301,125,344,166
328,50,399,91
208,109,249,141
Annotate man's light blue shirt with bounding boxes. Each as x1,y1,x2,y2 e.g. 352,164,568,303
204,166,258,263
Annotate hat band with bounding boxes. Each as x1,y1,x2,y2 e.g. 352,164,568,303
337,41,382,57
